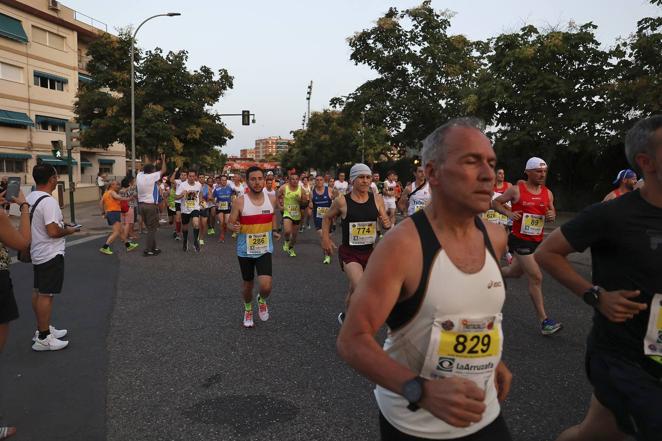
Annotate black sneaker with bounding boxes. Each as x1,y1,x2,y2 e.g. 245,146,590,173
172,232,178,239
153,248,162,255
143,250,156,257
194,241,200,253
183,242,188,252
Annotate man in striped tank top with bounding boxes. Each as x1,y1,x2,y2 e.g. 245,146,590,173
338,118,513,440
228,166,280,328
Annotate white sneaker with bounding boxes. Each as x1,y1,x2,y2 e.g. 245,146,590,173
32,325,67,342
32,334,69,351
257,295,269,321
243,310,254,328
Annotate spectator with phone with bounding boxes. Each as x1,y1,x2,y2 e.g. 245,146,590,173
26,163,78,352
0,188,30,440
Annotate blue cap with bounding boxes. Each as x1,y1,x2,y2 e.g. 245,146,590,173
613,169,636,185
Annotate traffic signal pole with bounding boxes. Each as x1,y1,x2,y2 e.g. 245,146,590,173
65,122,80,224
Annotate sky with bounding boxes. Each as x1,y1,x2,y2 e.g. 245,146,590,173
63,0,660,156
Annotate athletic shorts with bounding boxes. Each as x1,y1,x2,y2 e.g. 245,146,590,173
507,233,540,255
379,412,511,441
238,253,272,281
338,244,373,271
199,208,209,217
106,211,121,226
586,349,662,439
167,207,176,217
384,199,396,210
33,254,64,294
283,216,301,225
0,270,19,324
217,209,231,216
175,202,181,213
181,210,200,225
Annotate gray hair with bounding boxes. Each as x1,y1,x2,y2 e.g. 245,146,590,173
625,115,662,174
421,117,486,166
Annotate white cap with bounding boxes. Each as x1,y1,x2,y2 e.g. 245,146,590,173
525,157,547,171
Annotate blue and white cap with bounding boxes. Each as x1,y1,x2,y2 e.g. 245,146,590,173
612,169,636,185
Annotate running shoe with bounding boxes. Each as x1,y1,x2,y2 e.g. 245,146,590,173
126,242,139,252
299,226,304,233
541,318,563,335
323,255,331,265
207,228,215,236
282,241,290,252
288,248,297,257
175,235,181,241
199,239,205,246
31,334,68,351
243,310,254,328
337,312,345,325
307,225,312,230
172,232,178,240
32,325,67,342
194,241,201,253
99,247,113,255
231,232,237,239
257,295,269,321
159,218,167,224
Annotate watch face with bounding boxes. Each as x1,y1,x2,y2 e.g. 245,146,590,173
403,378,422,403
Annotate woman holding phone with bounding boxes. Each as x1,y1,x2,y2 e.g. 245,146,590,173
0,188,30,440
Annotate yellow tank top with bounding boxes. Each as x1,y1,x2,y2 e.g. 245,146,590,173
283,185,302,220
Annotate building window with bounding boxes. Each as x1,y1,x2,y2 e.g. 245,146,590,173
99,165,113,175
0,159,26,172
32,26,65,51
0,62,23,83
37,121,65,132
34,73,65,91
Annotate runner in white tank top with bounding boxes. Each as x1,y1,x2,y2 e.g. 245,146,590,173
338,118,513,440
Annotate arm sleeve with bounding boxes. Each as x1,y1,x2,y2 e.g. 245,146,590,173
560,202,608,253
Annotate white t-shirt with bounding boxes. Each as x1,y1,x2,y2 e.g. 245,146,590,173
333,180,348,195
26,191,65,265
177,181,202,214
136,171,162,203
383,180,397,203
370,182,379,194
97,176,105,187
230,181,245,196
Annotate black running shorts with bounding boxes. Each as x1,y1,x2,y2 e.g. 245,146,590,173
237,253,272,281
181,210,200,225
507,233,540,255
33,254,65,294
0,270,19,324
586,349,662,439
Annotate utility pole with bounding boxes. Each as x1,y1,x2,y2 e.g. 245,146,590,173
305,81,313,126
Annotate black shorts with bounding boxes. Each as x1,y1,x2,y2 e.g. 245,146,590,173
33,254,65,294
199,208,210,217
181,210,200,225
175,202,181,213
507,233,540,255
0,270,19,324
379,412,511,441
586,348,662,439
167,207,176,217
283,216,301,225
238,253,272,281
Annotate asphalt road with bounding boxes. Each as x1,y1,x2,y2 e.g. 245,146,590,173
1,218,600,441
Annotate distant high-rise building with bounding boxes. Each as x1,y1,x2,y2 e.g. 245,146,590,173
239,148,255,159
254,136,291,160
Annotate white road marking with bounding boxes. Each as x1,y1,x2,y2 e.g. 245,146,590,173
10,234,106,265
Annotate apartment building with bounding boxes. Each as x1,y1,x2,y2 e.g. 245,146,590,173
239,148,255,159
254,136,291,161
0,0,125,203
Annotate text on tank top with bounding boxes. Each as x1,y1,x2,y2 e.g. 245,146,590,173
283,185,302,219
408,181,431,216
237,194,274,257
342,192,379,250
312,187,332,219
376,211,505,439
511,182,549,242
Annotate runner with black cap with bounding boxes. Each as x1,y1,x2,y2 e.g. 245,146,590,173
492,157,562,335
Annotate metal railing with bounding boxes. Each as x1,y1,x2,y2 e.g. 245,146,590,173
73,10,108,33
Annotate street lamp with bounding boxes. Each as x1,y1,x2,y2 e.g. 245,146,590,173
130,12,181,176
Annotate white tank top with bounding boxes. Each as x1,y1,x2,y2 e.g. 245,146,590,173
375,211,505,439
407,181,431,216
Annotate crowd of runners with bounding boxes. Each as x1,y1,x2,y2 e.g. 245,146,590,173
0,114,660,440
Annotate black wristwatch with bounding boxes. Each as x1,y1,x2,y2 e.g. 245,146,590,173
402,376,426,411
582,286,602,307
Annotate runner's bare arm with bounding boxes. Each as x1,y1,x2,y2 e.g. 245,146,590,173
276,187,285,210
375,194,391,229
483,221,508,259
338,221,487,427
535,229,647,323
228,195,244,232
602,192,616,202
268,194,281,240
397,187,410,213
546,190,556,222
321,195,344,254
169,167,179,185
492,186,519,219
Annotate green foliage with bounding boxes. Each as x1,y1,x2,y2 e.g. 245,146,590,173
74,30,233,171
280,110,391,172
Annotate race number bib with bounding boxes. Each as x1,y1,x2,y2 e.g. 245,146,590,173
422,315,503,391
217,201,229,211
349,221,376,246
520,213,544,235
484,210,499,224
185,199,195,210
644,294,662,357
413,200,426,213
316,206,329,219
246,232,270,255
200,200,207,209
286,204,300,217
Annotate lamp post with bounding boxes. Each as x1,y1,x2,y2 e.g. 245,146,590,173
130,12,181,176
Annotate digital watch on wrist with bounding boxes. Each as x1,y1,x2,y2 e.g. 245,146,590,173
402,376,426,411
582,286,602,307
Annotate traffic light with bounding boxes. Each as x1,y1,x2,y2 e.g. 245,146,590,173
65,122,81,149
242,110,250,126
51,140,63,159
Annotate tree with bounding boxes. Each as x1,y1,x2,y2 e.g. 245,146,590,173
75,31,234,170
281,110,390,171
332,1,484,154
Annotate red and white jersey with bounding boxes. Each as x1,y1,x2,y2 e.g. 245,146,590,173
511,182,550,242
